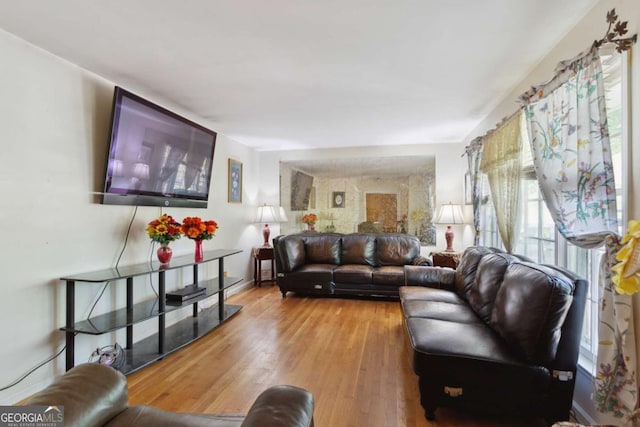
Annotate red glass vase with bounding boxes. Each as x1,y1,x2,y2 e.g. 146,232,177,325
157,244,172,264
194,239,204,262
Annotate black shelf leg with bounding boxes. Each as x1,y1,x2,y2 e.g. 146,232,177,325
126,277,133,349
65,281,75,371
218,258,225,319
158,271,165,354
193,264,199,318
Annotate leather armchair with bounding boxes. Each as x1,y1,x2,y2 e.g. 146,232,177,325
23,363,314,427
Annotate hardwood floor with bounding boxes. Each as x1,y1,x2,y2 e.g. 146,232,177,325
127,285,547,427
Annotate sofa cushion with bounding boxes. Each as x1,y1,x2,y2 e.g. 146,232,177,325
405,317,525,375
302,234,341,265
334,265,373,284
375,234,421,266
341,234,376,266
490,262,575,365
467,253,520,323
402,300,482,323
371,266,405,285
454,246,498,301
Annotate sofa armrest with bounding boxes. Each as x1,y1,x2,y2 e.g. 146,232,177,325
411,256,432,266
24,364,128,427
241,385,314,427
404,265,456,291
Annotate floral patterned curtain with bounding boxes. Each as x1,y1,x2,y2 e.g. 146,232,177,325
479,112,523,253
521,46,636,418
464,138,483,245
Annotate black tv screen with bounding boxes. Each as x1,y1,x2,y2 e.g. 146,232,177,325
102,87,217,208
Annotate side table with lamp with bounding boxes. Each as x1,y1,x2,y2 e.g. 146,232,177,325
254,205,287,286
431,202,465,269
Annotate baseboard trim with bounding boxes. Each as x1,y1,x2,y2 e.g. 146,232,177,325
573,399,598,425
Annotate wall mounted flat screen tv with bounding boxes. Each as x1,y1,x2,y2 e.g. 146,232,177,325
103,87,217,208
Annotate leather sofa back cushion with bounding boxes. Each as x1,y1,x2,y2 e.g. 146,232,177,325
454,246,498,300
375,235,420,266
467,253,519,323
341,234,376,266
281,236,306,271
490,262,574,365
303,234,341,265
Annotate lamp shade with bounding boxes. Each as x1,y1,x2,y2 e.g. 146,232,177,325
433,202,465,225
255,205,278,223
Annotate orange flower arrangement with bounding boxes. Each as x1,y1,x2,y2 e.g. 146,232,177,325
301,213,317,225
181,216,219,240
146,214,182,245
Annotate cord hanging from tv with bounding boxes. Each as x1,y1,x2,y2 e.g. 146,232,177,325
102,87,217,208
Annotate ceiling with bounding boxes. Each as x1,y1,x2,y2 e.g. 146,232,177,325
0,1,599,152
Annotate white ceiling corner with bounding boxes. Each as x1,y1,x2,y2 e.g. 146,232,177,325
0,1,599,151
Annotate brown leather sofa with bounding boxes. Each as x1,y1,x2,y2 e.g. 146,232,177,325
23,363,315,427
273,232,431,298
401,247,587,425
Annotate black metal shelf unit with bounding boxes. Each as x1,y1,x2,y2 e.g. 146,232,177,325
60,249,243,375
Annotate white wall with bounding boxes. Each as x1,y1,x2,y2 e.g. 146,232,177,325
0,29,265,403
465,0,640,423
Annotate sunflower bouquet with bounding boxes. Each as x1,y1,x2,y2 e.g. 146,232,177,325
146,214,182,245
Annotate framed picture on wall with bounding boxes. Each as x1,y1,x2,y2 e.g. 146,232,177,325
228,158,242,203
332,191,345,208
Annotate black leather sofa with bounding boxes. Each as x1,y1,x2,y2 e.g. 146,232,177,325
273,232,431,297
401,247,587,424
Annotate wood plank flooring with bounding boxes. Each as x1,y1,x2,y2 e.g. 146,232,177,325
127,285,547,427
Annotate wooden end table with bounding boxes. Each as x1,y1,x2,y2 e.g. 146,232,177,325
430,250,462,269
252,246,275,286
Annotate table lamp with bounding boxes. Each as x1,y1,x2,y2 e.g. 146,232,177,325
433,202,464,251
255,205,286,247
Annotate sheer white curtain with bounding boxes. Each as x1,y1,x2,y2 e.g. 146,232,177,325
521,46,636,418
464,138,483,245
479,112,523,253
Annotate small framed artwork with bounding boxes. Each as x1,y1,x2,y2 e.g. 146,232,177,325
228,158,243,203
332,191,345,208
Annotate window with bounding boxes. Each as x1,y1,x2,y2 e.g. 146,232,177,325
478,177,501,248
478,48,628,372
